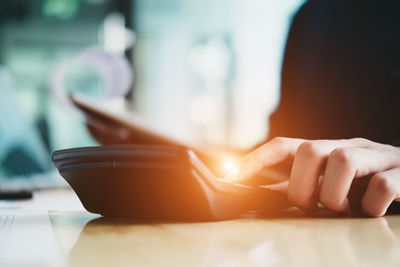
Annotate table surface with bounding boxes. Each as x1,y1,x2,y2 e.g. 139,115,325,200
4,189,400,267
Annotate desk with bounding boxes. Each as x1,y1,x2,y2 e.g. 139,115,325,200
4,190,400,266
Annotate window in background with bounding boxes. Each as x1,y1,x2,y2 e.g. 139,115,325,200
132,0,305,149
0,0,133,185
0,0,305,185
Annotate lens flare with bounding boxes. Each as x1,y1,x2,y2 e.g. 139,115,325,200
223,161,234,172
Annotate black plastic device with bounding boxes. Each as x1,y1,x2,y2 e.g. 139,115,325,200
52,145,289,221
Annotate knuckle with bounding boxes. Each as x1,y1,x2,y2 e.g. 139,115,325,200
383,143,399,154
287,187,314,210
370,174,394,195
352,137,381,149
270,137,288,146
319,195,342,212
362,204,386,217
329,148,354,166
297,141,321,158
250,146,269,163
351,137,369,144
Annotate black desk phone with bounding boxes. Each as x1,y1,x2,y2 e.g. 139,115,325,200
53,145,289,221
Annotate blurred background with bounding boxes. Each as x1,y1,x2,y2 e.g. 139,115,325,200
0,0,304,188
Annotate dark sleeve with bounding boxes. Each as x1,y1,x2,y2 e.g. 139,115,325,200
267,0,400,143
392,141,400,147
267,2,311,140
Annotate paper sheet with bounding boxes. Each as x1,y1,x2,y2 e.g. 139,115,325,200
0,211,63,267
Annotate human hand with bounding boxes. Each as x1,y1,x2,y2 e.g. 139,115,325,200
85,114,245,177
85,114,175,146
225,137,400,217
86,115,135,145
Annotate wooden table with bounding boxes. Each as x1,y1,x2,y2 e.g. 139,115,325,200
4,189,400,266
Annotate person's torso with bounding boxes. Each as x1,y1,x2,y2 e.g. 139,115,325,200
269,0,400,144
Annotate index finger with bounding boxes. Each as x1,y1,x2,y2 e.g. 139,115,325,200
225,137,304,182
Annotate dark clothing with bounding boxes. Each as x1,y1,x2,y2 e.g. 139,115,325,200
269,0,400,144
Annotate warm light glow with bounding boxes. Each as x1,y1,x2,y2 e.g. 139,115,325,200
224,165,241,181
223,161,235,173
218,155,241,178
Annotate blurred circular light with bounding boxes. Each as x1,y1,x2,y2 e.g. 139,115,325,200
42,0,80,20
86,0,107,5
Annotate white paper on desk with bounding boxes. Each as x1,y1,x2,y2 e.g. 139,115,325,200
0,212,63,267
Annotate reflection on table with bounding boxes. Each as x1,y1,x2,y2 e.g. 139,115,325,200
51,211,400,267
